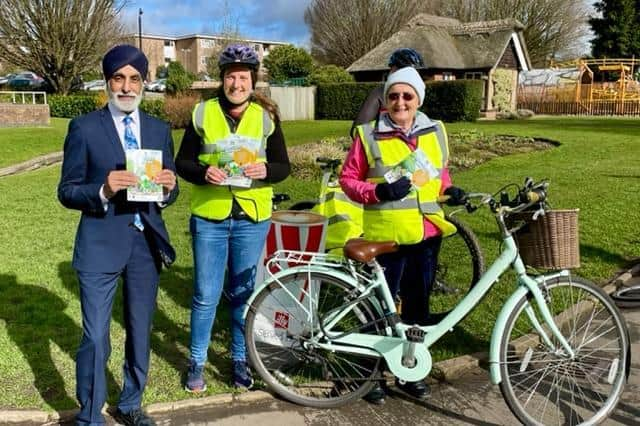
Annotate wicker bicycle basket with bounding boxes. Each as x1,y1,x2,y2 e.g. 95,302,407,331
508,209,580,269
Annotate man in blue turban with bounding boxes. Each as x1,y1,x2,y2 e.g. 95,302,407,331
58,44,179,426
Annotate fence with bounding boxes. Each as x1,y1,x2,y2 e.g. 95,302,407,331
268,86,316,121
0,91,47,105
0,91,50,127
517,100,640,117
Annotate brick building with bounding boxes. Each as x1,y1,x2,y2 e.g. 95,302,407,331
131,34,289,80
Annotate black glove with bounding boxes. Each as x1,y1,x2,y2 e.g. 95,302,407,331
375,177,411,201
443,186,467,206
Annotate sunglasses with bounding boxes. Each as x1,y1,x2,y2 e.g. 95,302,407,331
387,92,415,102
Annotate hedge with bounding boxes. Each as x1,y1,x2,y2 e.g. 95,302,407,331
422,80,483,122
316,83,378,120
48,94,168,123
316,80,483,122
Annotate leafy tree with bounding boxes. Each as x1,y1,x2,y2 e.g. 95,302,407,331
589,0,640,58
263,45,313,83
308,64,354,85
0,0,127,94
165,61,196,95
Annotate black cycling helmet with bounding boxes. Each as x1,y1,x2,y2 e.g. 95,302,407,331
219,44,260,71
388,48,424,68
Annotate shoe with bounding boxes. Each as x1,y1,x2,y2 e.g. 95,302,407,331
232,360,254,389
363,382,385,405
113,408,156,426
395,378,430,400
185,360,207,393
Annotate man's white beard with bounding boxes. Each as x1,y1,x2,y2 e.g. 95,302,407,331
107,86,143,113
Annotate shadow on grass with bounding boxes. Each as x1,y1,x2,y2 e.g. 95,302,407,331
580,244,633,270
57,262,231,395
0,273,117,411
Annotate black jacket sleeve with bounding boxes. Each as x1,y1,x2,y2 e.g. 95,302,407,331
263,119,290,183
175,121,208,185
175,118,290,185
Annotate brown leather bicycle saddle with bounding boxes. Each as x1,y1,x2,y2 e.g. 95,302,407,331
343,238,399,263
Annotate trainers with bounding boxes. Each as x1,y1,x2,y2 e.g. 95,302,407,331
395,378,430,400
363,382,386,405
232,360,254,389
185,360,206,393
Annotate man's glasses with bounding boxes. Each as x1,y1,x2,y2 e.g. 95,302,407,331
387,92,415,102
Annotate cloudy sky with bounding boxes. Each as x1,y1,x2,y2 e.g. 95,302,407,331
122,0,313,45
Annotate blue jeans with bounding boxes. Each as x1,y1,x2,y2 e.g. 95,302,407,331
189,215,271,365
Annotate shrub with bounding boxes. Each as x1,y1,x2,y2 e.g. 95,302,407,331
308,65,354,85
422,80,483,122
166,61,196,95
315,83,378,120
163,94,200,128
49,94,101,118
139,99,166,121
287,137,351,180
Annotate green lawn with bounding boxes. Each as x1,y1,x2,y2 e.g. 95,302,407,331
0,118,69,168
0,116,638,411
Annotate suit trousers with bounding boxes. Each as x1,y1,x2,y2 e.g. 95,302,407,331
75,228,160,425
377,236,442,325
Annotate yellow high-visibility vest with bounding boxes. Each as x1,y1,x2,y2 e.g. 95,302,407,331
312,185,363,251
191,99,275,222
356,119,456,244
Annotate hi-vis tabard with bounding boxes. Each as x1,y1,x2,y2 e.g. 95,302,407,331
356,119,457,244
191,99,275,222
311,184,363,252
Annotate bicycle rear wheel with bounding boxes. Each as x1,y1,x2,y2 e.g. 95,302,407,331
245,271,386,408
610,285,640,309
429,215,484,317
499,276,629,425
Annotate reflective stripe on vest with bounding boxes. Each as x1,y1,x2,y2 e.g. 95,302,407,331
190,99,275,222
356,120,456,244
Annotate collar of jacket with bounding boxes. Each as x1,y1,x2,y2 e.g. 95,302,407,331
375,111,437,141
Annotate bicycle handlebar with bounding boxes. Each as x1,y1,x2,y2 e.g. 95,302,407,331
316,157,342,171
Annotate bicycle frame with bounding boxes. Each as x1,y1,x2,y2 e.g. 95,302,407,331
245,183,576,386
246,233,575,385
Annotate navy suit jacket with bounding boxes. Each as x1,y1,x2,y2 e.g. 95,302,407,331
58,106,179,273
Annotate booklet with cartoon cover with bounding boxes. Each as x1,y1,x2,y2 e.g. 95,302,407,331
383,148,439,193
126,149,164,202
216,134,260,188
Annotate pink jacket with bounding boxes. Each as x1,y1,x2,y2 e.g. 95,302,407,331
340,116,452,240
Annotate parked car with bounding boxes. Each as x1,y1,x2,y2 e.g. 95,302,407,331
0,74,15,86
8,72,45,90
145,78,166,92
83,79,106,91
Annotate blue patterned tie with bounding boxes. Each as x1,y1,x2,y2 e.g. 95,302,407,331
123,115,144,231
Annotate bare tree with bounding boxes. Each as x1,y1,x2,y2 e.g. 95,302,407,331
205,0,246,80
441,0,591,66
304,0,440,67
0,0,127,94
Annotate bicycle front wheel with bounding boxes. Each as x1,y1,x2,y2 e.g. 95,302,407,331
245,271,386,408
430,215,484,317
499,276,629,425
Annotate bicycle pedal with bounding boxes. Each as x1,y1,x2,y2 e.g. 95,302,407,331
405,326,425,343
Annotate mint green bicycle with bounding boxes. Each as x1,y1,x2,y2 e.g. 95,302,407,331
244,179,630,425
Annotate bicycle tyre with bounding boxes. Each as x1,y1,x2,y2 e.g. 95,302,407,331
498,276,629,425
610,285,640,309
245,271,386,408
429,215,485,317
289,200,317,211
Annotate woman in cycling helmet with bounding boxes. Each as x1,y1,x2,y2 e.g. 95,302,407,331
176,44,290,393
351,47,424,136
